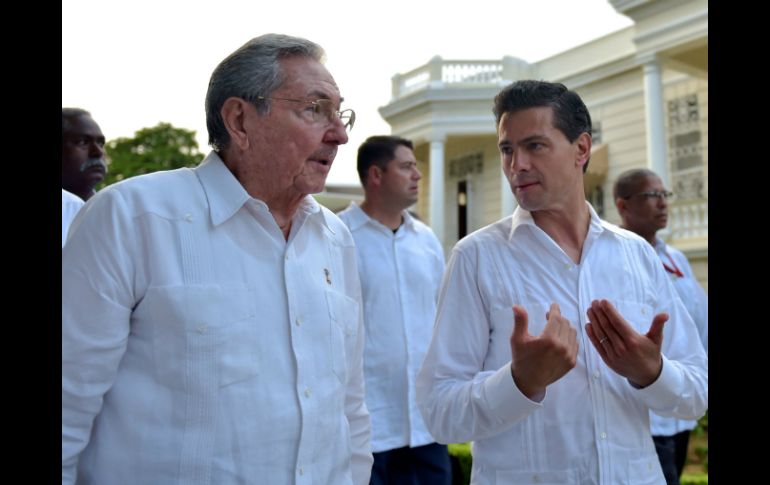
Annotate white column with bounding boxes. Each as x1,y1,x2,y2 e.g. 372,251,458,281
429,137,446,246
643,57,670,188
501,169,516,218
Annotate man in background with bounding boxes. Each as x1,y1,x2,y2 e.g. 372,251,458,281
62,108,108,201
339,136,450,485
614,168,708,485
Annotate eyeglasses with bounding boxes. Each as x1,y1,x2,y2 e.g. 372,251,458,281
624,190,674,201
256,96,355,132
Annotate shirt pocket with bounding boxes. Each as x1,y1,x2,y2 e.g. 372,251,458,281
614,300,655,336
325,289,360,384
627,455,665,484
143,285,259,390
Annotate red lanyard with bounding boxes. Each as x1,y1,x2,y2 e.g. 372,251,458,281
662,250,684,278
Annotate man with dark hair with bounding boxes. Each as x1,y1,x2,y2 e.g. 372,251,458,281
62,34,371,484
416,80,707,484
62,108,107,201
615,168,708,485
339,136,450,485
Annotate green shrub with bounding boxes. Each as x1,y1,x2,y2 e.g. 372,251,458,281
448,443,472,484
681,472,708,485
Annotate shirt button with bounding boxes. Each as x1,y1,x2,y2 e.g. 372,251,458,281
641,307,648,316
184,213,193,222
304,388,312,398
600,432,607,439
196,324,207,334
285,254,290,261
592,371,600,379
533,474,540,483
295,317,303,326
298,467,304,475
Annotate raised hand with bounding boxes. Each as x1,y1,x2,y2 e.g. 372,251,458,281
509,303,578,399
585,299,667,388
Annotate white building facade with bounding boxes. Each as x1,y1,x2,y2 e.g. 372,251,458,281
378,0,708,290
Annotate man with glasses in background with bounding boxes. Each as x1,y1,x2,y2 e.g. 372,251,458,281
62,34,372,484
614,168,708,485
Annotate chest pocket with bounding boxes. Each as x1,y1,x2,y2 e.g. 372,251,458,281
325,289,360,384
140,285,259,390
614,300,655,336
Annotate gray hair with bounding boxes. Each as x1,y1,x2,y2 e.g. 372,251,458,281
62,107,92,134
205,33,325,152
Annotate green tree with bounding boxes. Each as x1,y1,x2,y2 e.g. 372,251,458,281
100,122,203,188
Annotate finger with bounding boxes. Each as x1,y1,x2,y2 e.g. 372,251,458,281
646,312,668,347
548,302,561,319
512,305,529,341
598,299,636,340
587,305,619,357
585,322,608,359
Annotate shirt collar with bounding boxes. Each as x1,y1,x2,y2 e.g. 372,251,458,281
195,151,250,227
508,201,606,241
344,202,415,233
195,151,333,234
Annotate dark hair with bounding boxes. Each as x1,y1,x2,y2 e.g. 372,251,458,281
62,108,92,135
356,135,414,186
613,168,660,200
205,33,325,152
493,80,592,172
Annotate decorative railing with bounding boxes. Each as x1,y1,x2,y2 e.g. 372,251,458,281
669,199,708,240
392,58,509,98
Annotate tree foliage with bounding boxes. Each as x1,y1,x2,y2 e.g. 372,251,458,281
100,122,203,188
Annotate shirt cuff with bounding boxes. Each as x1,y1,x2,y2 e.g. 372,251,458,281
632,354,683,410
481,361,544,424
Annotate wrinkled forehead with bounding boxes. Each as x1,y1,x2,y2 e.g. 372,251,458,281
278,56,341,101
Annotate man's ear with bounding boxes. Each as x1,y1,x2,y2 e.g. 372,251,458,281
367,165,383,187
575,132,592,169
615,197,628,219
220,97,251,151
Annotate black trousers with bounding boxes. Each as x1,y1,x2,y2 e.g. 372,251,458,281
653,430,691,485
370,442,452,485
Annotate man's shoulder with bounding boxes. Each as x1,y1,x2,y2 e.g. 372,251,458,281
94,168,202,214
454,217,512,252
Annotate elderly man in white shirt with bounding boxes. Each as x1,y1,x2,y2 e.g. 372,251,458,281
339,135,449,485
416,80,707,485
61,189,84,247
62,34,372,485
614,168,709,485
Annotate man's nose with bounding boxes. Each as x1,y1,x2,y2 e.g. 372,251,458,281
324,117,349,145
89,141,105,158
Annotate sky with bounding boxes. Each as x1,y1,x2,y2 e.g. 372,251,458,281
62,0,633,186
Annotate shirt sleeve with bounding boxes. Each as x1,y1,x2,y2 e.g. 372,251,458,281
670,246,708,353
633,245,708,420
62,189,137,484
416,244,542,444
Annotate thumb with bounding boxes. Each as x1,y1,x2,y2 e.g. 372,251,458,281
646,312,668,346
512,305,529,340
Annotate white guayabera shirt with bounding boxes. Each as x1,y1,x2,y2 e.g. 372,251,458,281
650,238,709,437
416,204,707,485
338,203,444,453
62,152,372,485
